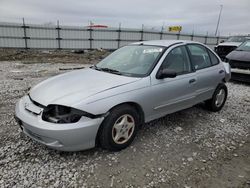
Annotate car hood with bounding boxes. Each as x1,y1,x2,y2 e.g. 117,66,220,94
217,42,242,47
226,50,250,62
29,68,141,106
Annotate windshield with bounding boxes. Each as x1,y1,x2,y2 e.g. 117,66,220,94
94,45,164,77
237,41,250,51
227,36,247,43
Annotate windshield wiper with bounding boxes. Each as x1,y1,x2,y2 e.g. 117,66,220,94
91,65,122,75
99,67,122,75
90,64,100,70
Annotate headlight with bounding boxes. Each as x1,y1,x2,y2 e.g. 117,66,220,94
42,105,89,124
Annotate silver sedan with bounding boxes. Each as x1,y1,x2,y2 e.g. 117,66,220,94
15,40,231,151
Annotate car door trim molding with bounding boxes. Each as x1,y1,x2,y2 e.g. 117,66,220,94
153,95,195,110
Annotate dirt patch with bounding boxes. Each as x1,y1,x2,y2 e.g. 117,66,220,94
0,48,110,64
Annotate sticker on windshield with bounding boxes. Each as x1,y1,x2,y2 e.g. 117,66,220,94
143,48,163,54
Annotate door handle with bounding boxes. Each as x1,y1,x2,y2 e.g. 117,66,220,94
219,70,224,74
189,79,196,84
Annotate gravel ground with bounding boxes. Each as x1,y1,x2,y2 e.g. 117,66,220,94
0,59,250,188
0,48,110,64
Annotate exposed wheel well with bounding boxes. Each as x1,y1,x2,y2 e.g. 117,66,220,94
108,102,145,125
217,82,226,88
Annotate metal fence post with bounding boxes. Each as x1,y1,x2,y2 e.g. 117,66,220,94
88,28,93,50
160,25,164,40
191,30,194,41
117,23,121,49
216,36,220,45
56,20,61,50
22,18,29,49
177,31,180,40
205,31,208,45
140,24,144,41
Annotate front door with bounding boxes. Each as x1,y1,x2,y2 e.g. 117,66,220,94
148,45,197,121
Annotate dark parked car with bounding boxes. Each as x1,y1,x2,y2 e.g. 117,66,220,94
226,40,250,69
226,40,250,82
215,36,250,60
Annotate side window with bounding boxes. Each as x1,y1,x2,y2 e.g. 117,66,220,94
161,46,191,75
187,44,212,70
208,50,220,65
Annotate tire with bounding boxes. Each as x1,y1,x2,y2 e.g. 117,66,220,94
205,83,228,112
99,104,139,151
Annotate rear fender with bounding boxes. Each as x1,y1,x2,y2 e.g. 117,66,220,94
222,62,231,82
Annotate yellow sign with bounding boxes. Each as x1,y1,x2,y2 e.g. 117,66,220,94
168,26,182,32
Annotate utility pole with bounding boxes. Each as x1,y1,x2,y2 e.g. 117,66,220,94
215,4,223,36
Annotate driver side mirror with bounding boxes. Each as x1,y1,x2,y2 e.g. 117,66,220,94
156,68,177,79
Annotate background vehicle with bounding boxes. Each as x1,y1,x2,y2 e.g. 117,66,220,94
15,40,231,152
214,36,250,60
226,40,250,82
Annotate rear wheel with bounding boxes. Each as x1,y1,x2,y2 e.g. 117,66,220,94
205,84,228,112
99,105,139,151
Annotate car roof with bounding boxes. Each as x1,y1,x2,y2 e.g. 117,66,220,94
131,40,202,47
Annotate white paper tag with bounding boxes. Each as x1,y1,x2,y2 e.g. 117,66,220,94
143,48,163,54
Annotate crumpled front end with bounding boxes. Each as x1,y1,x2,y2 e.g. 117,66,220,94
215,45,238,60
15,95,104,151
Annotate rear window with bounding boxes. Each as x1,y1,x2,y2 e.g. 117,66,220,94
208,50,219,65
187,44,212,70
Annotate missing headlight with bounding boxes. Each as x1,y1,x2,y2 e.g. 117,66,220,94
42,105,87,124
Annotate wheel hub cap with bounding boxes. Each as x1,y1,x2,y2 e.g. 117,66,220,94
112,114,135,144
215,89,225,107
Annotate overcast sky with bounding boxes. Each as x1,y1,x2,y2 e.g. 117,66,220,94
0,0,249,36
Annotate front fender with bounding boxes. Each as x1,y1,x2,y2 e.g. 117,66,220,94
72,77,151,117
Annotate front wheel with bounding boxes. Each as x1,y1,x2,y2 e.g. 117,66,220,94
205,84,228,112
99,105,139,151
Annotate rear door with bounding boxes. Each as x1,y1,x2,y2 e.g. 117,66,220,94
187,44,224,102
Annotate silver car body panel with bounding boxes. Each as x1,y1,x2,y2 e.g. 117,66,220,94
15,40,231,151
29,68,141,107
222,62,231,82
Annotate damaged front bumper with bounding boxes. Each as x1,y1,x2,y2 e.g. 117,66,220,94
15,95,104,151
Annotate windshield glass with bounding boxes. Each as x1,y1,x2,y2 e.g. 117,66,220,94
227,36,246,43
95,45,164,77
237,41,250,51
